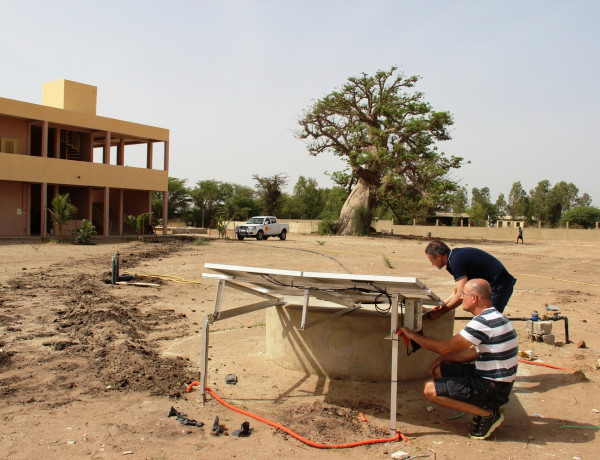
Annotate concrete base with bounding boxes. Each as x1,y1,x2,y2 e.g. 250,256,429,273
266,303,455,382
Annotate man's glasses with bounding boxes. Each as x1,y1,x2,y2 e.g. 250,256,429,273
461,292,477,299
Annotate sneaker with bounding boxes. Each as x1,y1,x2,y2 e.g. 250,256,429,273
468,408,504,439
472,406,503,425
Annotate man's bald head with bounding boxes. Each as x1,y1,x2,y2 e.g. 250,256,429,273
464,279,492,302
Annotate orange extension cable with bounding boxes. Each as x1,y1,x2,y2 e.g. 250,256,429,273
517,359,577,373
186,382,406,448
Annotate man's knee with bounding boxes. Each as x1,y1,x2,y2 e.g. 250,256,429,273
423,379,437,399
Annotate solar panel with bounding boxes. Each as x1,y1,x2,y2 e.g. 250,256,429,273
200,262,443,436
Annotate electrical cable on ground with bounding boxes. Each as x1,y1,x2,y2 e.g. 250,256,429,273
512,272,600,288
517,359,577,373
186,382,405,448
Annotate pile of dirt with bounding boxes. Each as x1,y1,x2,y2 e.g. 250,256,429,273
0,240,198,403
277,400,388,444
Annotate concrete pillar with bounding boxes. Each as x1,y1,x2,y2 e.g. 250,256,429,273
162,190,168,235
435,219,439,227
41,183,47,238
566,221,569,229
103,131,111,164
54,128,60,158
41,121,48,158
118,189,124,236
117,138,125,166
147,142,153,169
103,187,110,236
26,183,31,236
87,187,93,221
164,140,169,171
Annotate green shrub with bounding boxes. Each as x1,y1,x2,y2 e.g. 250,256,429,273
73,219,97,245
318,219,338,235
352,205,372,236
561,206,600,229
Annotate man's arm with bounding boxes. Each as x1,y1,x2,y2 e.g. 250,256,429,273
429,347,479,377
427,276,468,320
399,326,472,356
444,276,468,310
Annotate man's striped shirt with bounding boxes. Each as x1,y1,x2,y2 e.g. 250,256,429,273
459,307,519,382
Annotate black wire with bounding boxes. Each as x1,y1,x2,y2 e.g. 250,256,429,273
258,274,394,314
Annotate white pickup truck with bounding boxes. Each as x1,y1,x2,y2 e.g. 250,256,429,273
235,216,289,241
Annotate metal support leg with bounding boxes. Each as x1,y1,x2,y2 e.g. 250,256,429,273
212,278,226,321
200,314,210,404
300,288,310,330
390,292,399,436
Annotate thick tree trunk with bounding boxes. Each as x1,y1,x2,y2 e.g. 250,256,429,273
337,178,377,235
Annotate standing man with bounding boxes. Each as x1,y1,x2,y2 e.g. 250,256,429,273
516,227,524,244
400,279,518,439
425,240,516,320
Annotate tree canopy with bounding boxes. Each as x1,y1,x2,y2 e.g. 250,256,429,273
297,67,463,233
561,206,600,228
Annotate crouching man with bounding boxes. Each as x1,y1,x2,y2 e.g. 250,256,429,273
400,278,518,439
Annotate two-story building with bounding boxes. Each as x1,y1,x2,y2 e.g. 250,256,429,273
0,80,169,238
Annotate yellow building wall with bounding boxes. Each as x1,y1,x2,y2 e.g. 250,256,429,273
42,80,98,115
0,153,167,191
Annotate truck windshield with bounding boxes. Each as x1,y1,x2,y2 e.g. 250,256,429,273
246,217,264,224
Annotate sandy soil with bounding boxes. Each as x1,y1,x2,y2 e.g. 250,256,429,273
1,234,599,460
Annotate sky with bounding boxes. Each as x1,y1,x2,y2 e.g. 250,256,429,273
3,0,599,205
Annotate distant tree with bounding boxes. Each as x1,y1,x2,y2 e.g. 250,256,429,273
297,67,463,234
223,184,258,221
529,180,552,226
561,206,600,229
152,177,191,222
449,186,468,226
469,187,497,226
529,180,589,227
576,193,592,207
48,193,77,242
319,186,347,220
280,194,301,219
189,180,228,227
495,193,508,218
253,173,288,215
292,176,324,219
507,181,530,220
547,181,580,224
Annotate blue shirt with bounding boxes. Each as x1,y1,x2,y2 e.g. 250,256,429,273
447,247,515,294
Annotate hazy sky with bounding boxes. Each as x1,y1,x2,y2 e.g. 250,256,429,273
3,0,599,204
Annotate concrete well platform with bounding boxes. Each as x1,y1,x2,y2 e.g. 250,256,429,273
266,303,455,382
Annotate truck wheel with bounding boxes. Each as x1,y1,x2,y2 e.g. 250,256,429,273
237,235,245,241
256,230,264,240
279,229,287,240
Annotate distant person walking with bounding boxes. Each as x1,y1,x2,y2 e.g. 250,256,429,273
516,227,523,244
424,240,516,320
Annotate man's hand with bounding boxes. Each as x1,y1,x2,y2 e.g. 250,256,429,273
426,304,448,321
429,356,443,378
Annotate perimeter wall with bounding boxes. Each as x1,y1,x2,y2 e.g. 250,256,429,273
220,219,600,242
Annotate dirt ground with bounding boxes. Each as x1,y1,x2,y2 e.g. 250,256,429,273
1,233,599,460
